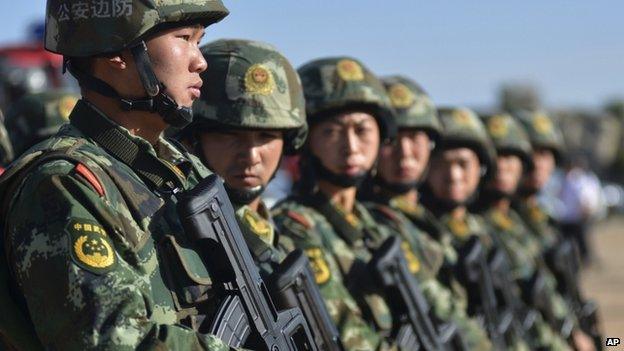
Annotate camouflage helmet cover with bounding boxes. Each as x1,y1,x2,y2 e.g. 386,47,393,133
482,112,533,170
190,39,307,154
45,0,229,57
382,75,441,139
5,89,79,156
515,110,565,161
437,106,496,176
298,56,397,142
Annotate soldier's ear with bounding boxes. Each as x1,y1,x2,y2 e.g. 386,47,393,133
104,51,130,71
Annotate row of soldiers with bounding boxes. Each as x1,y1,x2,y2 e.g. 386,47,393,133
0,1,602,350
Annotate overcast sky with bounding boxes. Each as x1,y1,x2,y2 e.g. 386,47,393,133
1,1,623,110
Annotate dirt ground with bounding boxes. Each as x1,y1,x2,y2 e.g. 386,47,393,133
581,215,624,340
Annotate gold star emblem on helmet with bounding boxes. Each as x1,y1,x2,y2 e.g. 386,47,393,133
336,59,364,81
452,109,475,127
533,113,553,134
389,83,415,108
488,115,509,138
245,64,275,96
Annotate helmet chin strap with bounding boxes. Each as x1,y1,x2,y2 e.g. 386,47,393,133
306,153,367,188
66,41,193,129
225,184,265,206
374,175,419,195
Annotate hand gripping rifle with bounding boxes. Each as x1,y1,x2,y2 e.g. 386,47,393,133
177,174,316,350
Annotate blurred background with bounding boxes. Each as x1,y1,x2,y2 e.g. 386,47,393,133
1,0,623,338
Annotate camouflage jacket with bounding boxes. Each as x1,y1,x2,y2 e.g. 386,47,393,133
235,201,293,277
514,198,562,254
1,100,230,350
365,199,492,351
272,195,392,351
484,207,577,342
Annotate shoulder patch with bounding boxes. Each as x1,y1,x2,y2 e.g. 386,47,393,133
67,218,116,274
448,218,470,238
304,247,331,285
286,210,311,229
74,163,105,197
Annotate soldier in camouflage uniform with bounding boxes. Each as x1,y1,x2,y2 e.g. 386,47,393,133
4,89,79,157
477,113,575,350
513,111,598,351
514,110,567,254
271,57,401,349
0,1,235,349
178,39,381,350
360,76,492,351
419,106,533,350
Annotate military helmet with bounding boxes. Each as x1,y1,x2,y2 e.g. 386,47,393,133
482,112,533,170
382,75,441,140
5,90,79,156
189,39,307,155
515,110,565,161
45,0,229,57
298,56,396,142
437,106,496,177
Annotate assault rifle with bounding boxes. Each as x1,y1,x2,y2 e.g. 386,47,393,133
177,174,316,350
455,236,506,349
269,249,345,351
545,239,602,349
370,236,468,351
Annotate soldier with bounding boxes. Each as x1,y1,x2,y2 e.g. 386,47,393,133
514,110,600,350
4,89,79,157
476,113,576,350
360,76,492,350
271,57,400,349
514,110,567,255
178,39,381,350
419,106,533,350
0,1,233,349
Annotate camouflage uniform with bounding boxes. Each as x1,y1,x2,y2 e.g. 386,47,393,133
480,113,572,350
4,90,79,157
364,76,491,351
420,107,534,350
183,40,382,350
273,57,399,349
0,1,233,350
514,110,567,252
273,195,395,350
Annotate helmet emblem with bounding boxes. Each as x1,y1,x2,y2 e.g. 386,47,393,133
245,64,275,95
533,113,553,134
488,115,508,138
388,83,415,108
336,59,364,81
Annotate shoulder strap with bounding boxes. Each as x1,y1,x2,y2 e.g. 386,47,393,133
70,100,183,193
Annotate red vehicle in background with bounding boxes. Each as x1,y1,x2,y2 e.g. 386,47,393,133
0,22,74,111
